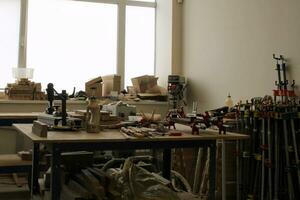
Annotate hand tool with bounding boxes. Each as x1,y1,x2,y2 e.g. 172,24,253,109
273,54,283,103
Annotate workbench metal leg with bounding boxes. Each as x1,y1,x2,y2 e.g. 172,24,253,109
162,148,172,180
222,140,226,200
31,143,40,196
209,142,216,200
51,144,61,200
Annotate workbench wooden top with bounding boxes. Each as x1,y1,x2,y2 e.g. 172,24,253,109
13,124,249,144
0,112,39,120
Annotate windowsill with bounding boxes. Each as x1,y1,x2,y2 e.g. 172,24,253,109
0,99,86,104
0,99,168,105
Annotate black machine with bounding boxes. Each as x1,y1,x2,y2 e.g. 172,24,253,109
38,83,81,129
168,75,186,111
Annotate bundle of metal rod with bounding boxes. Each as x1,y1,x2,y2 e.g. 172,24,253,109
236,101,300,200
234,55,300,200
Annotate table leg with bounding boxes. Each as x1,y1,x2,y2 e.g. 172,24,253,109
162,148,172,180
31,143,40,196
51,144,61,200
209,142,216,200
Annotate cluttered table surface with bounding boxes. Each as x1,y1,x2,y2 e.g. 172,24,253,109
13,123,249,143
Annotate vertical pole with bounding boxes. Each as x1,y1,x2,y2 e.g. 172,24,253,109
283,119,294,200
290,118,300,191
117,0,126,89
51,144,61,200
222,140,226,200
236,141,240,200
267,117,272,200
162,148,172,180
18,0,28,68
209,142,216,200
274,118,279,200
261,118,265,200
31,143,40,196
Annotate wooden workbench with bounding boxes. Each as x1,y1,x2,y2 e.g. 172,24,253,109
13,124,248,143
13,123,249,200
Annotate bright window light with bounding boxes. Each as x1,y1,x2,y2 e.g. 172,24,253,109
0,0,20,89
129,0,156,2
27,0,118,93
125,6,155,87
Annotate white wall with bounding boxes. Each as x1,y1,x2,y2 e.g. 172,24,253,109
156,0,173,86
183,0,300,111
156,0,183,87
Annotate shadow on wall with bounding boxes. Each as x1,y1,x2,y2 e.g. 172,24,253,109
185,78,208,113
285,58,300,97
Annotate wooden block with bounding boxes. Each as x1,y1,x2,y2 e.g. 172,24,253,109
17,150,32,161
32,120,48,137
102,75,121,96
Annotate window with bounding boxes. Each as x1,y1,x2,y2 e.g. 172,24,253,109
125,5,155,86
27,0,118,92
0,0,20,89
1,0,156,93
130,0,156,2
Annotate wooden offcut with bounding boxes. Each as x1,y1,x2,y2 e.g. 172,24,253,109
102,74,121,96
32,120,48,137
85,76,102,98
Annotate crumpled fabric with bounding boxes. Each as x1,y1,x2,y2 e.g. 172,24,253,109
109,158,180,200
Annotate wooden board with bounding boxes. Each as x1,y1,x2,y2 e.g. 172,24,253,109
13,124,249,143
0,113,39,120
0,154,31,167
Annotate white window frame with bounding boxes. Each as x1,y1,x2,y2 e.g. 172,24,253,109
18,0,157,89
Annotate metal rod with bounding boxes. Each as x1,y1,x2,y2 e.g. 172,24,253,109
274,118,279,200
290,118,300,191
267,117,272,200
283,118,294,200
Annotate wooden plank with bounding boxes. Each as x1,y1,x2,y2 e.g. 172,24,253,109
0,154,31,167
0,113,39,120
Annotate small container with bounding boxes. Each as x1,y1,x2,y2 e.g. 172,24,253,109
225,93,234,109
12,68,34,79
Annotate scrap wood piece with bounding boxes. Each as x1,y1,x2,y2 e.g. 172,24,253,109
17,150,32,161
32,120,48,137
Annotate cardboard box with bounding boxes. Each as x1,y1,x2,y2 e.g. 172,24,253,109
102,74,121,96
131,75,158,93
85,76,102,98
